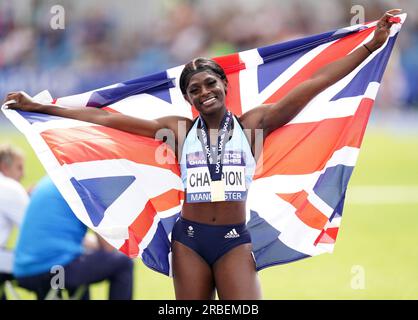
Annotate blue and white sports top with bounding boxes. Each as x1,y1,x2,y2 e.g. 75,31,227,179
180,115,256,203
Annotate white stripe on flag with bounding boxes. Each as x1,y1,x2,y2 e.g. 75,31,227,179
65,159,182,226
139,213,161,257
33,117,98,132
239,40,336,112
57,83,119,107
252,146,360,194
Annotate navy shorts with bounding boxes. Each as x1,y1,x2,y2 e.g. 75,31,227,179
171,217,252,266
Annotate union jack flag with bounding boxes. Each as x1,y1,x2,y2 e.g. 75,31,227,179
2,14,406,276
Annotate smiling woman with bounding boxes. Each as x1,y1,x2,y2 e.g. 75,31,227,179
2,9,402,300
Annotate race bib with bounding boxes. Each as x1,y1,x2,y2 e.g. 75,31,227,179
185,150,247,203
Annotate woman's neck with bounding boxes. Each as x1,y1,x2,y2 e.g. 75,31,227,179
200,108,227,130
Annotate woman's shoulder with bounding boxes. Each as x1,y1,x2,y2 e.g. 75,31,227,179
238,104,273,129
158,115,193,131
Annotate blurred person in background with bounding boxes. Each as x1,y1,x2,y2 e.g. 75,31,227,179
0,144,28,300
13,176,134,300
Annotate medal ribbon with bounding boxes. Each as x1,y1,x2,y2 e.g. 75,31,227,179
197,110,233,181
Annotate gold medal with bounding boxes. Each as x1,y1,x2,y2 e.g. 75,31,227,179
210,180,225,202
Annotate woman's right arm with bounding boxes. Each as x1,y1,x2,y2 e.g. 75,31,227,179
3,91,189,139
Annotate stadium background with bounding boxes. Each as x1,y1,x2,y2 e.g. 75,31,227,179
0,0,417,299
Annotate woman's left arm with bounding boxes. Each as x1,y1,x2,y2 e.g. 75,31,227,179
240,9,401,137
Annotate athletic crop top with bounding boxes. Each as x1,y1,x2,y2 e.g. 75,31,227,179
180,115,256,203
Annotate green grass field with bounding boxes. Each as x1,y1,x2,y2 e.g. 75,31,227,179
1,126,418,300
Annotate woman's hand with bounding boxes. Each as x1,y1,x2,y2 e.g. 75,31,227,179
256,8,403,137
366,9,402,51
3,91,41,112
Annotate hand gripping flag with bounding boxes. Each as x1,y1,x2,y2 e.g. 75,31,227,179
2,14,406,276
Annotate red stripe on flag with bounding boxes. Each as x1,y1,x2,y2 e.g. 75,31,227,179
255,98,374,178
119,229,140,258
214,53,246,117
127,200,156,246
263,27,376,104
314,227,339,245
119,200,156,258
40,125,180,175
325,227,339,240
149,188,183,212
347,97,374,146
277,191,329,230
213,53,246,75
225,70,244,116
119,188,182,258
102,106,120,113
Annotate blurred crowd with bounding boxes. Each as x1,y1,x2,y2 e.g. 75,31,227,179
0,0,417,110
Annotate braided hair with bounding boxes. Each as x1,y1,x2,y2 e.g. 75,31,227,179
179,57,228,95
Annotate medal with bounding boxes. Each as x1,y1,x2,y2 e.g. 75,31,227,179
197,110,233,203
210,180,225,202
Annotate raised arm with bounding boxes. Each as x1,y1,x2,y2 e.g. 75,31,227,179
3,91,191,140
240,9,401,137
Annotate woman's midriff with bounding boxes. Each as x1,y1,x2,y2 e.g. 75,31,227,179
181,195,246,225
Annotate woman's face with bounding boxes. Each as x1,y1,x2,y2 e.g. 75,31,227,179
184,71,227,116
